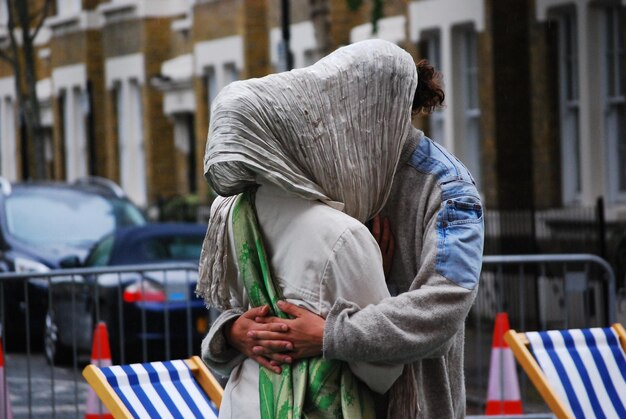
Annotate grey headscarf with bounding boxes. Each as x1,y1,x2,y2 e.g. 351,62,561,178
197,39,417,310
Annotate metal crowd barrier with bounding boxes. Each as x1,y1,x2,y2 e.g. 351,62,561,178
0,263,215,418
466,253,618,415
0,255,619,417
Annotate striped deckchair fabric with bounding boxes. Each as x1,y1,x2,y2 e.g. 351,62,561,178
83,356,223,419
505,323,626,419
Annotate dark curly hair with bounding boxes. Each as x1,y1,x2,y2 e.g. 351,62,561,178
412,59,445,116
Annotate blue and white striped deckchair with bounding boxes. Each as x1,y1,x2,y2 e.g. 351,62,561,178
505,323,626,419
83,356,222,418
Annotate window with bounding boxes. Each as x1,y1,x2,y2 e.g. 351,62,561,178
303,50,316,67
556,10,580,204
422,31,445,145
116,79,147,207
0,97,16,180
460,28,482,188
43,127,54,178
0,101,2,175
223,63,239,87
55,0,81,16
85,235,114,267
603,6,625,203
129,80,143,157
141,235,203,262
130,79,146,205
173,113,197,193
205,66,216,119
0,1,8,25
5,189,143,247
0,99,3,176
62,86,88,180
115,82,125,159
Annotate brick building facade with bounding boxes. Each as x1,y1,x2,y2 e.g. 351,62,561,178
0,0,624,231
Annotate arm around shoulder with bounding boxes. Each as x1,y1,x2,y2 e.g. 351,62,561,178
324,190,484,364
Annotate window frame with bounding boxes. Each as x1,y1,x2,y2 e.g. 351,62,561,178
602,5,626,203
55,0,82,16
458,26,482,189
555,8,582,205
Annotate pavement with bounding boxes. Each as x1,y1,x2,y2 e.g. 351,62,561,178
4,353,89,418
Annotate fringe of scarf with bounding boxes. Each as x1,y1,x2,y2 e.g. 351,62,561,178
387,364,419,418
196,195,238,310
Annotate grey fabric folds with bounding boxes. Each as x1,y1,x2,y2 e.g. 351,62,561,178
197,39,417,311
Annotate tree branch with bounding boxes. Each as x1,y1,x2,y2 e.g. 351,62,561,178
0,48,16,67
29,0,54,43
6,0,20,59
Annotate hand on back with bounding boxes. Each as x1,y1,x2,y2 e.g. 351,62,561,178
369,214,395,280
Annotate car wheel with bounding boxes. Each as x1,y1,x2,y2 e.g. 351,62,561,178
0,319,26,352
44,310,72,365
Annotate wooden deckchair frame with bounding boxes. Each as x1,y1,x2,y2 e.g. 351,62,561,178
504,323,626,419
82,356,223,419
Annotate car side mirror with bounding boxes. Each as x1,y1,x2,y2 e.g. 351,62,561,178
59,255,81,269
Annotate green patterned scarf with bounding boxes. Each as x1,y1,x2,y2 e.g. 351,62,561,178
230,190,375,419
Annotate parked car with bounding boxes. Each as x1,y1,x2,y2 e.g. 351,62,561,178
0,176,146,351
45,223,214,365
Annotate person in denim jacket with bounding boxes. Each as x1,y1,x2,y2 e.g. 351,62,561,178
204,59,485,418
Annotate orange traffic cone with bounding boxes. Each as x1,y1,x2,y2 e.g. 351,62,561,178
85,322,113,419
485,313,523,415
0,340,13,419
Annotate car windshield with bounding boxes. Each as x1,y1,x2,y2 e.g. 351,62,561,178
4,188,146,246
140,236,204,262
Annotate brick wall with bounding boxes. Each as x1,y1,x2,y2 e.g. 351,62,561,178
84,30,110,179
530,15,561,209
143,18,177,201
242,0,270,79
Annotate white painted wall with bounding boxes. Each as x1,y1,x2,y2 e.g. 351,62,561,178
99,0,188,18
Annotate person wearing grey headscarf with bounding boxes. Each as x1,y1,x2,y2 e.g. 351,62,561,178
198,39,419,417
200,39,484,418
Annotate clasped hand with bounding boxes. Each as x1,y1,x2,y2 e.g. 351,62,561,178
225,301,325,374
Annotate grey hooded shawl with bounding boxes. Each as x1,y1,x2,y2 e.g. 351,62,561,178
197,39,417,311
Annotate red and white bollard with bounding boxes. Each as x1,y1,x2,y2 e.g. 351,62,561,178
485,312,523,415
85,322,113,419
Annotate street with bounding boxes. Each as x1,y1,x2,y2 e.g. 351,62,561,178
4,352,90,418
